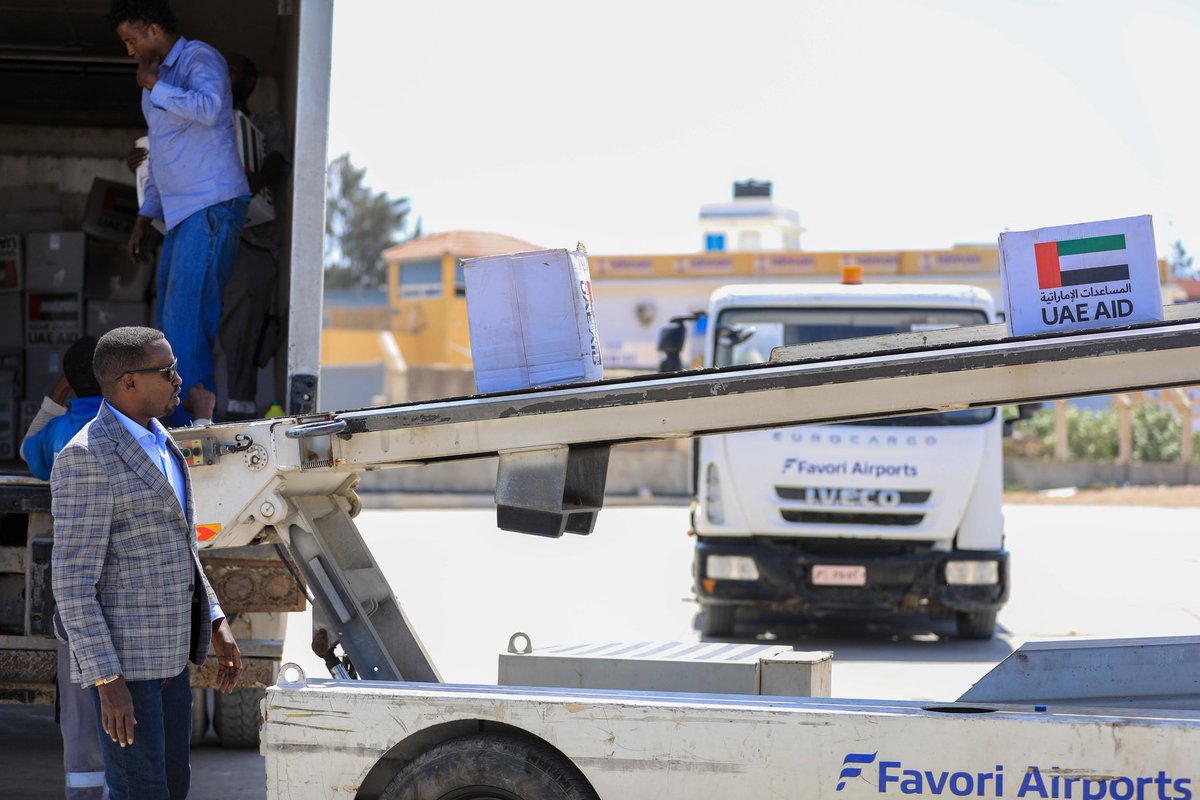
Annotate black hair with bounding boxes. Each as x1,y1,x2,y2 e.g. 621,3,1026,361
107,0,178,33
63,336,102,398
93,326,166,388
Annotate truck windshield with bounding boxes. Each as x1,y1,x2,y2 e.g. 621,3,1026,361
713,306,995,426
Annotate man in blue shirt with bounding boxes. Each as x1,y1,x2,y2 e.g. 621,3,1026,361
21,337,103,482
110,0,250,426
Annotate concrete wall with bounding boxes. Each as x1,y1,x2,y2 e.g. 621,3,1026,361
1004,458,1200,491
357,440,691,499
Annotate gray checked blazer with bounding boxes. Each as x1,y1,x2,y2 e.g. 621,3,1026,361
50,402,219,685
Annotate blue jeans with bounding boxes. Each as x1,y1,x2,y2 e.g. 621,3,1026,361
157,197,248,426
90,667,192,800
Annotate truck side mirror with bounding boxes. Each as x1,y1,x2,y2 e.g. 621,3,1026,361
1003,402,1044,436
657,319,687,373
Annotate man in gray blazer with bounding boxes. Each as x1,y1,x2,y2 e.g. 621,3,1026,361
52,326,241,800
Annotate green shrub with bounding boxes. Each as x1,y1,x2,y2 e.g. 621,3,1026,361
1010,401,1190,462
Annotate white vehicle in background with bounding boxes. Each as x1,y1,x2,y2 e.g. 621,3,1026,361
683,281,1008,639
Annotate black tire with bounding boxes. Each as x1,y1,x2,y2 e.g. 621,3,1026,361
190,688,210,745
213,686,264,748
955,610,998,640
699,603,736,638
381,733,598,800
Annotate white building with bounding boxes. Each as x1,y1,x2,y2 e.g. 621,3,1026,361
698,179,804,252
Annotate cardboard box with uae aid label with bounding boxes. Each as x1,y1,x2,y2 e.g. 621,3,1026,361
463,247,604,394
999,215,1162,337
81,178,139,244
25,292,81,347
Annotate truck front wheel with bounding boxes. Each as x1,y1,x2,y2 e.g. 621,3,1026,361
213,686,264,748
699,603,736,638
381,733,598,800
955,610,998,640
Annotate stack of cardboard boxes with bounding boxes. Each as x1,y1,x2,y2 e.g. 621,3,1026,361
1,178,151,461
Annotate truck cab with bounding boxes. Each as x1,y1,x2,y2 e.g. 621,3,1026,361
690,282,1008,639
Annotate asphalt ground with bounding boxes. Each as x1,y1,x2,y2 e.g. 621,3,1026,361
4,498,1199,798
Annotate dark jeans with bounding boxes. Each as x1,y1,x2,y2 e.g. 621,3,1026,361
157,197,248,426
89,666,192,800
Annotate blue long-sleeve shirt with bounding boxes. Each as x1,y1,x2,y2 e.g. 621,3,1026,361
19,395,103,481
139,36,250,231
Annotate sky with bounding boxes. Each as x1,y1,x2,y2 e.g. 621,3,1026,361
326,0,1200,260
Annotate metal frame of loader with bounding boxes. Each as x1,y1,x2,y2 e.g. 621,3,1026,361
180,306,1200,798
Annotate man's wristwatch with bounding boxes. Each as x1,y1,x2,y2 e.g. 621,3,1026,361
94,674,121,687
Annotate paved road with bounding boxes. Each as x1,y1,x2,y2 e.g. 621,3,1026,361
7,502,1200,797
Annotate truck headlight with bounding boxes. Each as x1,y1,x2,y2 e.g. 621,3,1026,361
944,560,1000,585
707,555,759,581
705,462,725,524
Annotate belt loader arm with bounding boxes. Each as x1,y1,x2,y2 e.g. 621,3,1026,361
182,306,1200,682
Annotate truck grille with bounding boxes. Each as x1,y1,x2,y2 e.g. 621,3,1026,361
779,509,925,526
775,485,930,527
765,536,935,558
775,487,932,503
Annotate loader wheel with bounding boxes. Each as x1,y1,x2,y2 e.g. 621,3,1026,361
955,610,998,640
699,603,736,638
190,688,210,745
213,686,264,748
380,732,599,800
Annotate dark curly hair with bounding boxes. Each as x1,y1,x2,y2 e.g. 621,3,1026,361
63,336,102,398
107,0,177,33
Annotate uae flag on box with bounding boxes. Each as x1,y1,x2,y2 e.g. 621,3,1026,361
1000,215,1162,337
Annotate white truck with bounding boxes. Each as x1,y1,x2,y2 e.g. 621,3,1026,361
0,0,332,744
682,283,1007,639
178,304,1200,799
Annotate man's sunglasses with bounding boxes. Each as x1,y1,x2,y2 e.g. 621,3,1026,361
122,359,178,382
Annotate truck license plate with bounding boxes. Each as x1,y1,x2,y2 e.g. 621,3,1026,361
812,565,867,586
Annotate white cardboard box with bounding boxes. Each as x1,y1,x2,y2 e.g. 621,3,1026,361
24,232,85,292
463,247,603,394
0,233,21,291
0,392,14,460
999,215,1162,337
0,291,21,350
85,238,152,301
85,299,148,336
23,345,65,400
19,399,40,433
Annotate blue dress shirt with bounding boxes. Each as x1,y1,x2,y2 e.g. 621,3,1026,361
20,395,103,481
139,36,250,231
107,403,224,622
